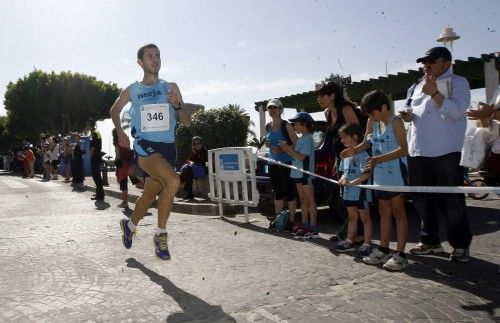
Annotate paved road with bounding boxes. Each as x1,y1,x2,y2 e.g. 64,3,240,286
0,172,499,322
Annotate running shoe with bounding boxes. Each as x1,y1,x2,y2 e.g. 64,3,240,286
120,218,135,249
294,227,309,239
450,248,470,262
335,240,355,252
357,244,372,257
303,230,319,239
290,223,302,235
409,242,443,255
362,248,390,265
154,232,171,260
383,253,409,271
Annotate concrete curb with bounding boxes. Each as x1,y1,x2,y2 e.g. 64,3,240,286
81,182,246,216
30,173,253,216
81,183,218,215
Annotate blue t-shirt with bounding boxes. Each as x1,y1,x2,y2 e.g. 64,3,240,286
266,122,292,163
128,79,177,151
339,151,371,201
371,116,408,186
290,133,315,179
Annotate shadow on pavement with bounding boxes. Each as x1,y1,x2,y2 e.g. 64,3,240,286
94,200,110,210
221,214,500,319
220,217,343,257
405,254,500,320
125,258,235,322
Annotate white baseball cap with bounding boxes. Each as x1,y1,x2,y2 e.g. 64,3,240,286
266,98,283,109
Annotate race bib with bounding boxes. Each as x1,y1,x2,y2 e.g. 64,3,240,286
140,104,170,132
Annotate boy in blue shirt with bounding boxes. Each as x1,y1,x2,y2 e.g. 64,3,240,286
280,112,318,239
342,90,409,271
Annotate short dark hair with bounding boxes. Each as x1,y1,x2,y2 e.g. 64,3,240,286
339,123,364,142
360,90,390,115
137,43,159,60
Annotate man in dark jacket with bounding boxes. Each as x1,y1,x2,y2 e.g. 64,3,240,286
87,118,104,201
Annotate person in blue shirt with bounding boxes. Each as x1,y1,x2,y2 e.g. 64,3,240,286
110,44,191,260
400,47,472,263
342,90,409,271
280,112,318,239
336,123,373,257
263,99,298,223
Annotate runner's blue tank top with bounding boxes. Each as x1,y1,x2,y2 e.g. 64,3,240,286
128,79,177,150
371,116,408,186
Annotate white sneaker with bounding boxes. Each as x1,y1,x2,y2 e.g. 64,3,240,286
383,253,409,271
362,248,390,265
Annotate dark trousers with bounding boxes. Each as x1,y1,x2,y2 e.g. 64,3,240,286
180,165,194,193
73,160,84,184
91,154,104,199
409,152,472,249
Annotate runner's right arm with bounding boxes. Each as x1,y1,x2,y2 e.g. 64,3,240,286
109,86,132,148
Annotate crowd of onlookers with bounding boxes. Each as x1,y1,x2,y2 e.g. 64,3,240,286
1,131,87,188
264,46,499,272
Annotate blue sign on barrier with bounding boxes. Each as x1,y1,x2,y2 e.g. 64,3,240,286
219,154,239,171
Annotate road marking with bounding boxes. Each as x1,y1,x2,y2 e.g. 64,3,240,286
0,178,29,189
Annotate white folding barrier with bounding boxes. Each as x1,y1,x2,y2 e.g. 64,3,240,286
207,147,259,222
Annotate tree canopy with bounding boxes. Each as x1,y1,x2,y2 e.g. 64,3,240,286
3,69,120,144
316,73,352,89
175,104,254,166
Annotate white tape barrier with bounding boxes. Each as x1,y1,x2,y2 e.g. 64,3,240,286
257,155,500,195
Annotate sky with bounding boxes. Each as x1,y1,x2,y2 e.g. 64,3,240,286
0,0,498,156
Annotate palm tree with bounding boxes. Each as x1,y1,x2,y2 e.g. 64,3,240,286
223,103,256,139
248,137,265,149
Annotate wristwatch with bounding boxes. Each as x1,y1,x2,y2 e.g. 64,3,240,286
174,102,183,111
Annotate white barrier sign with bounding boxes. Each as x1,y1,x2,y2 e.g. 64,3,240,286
216,152,242,181
208,147,259,222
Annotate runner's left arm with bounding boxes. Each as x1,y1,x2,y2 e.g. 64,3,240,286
169,82,191,126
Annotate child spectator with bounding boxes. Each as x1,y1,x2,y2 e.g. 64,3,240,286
111,128,144,208
336,124,373,256
22,145,35,178
342,90,409,271
280,112,318,239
